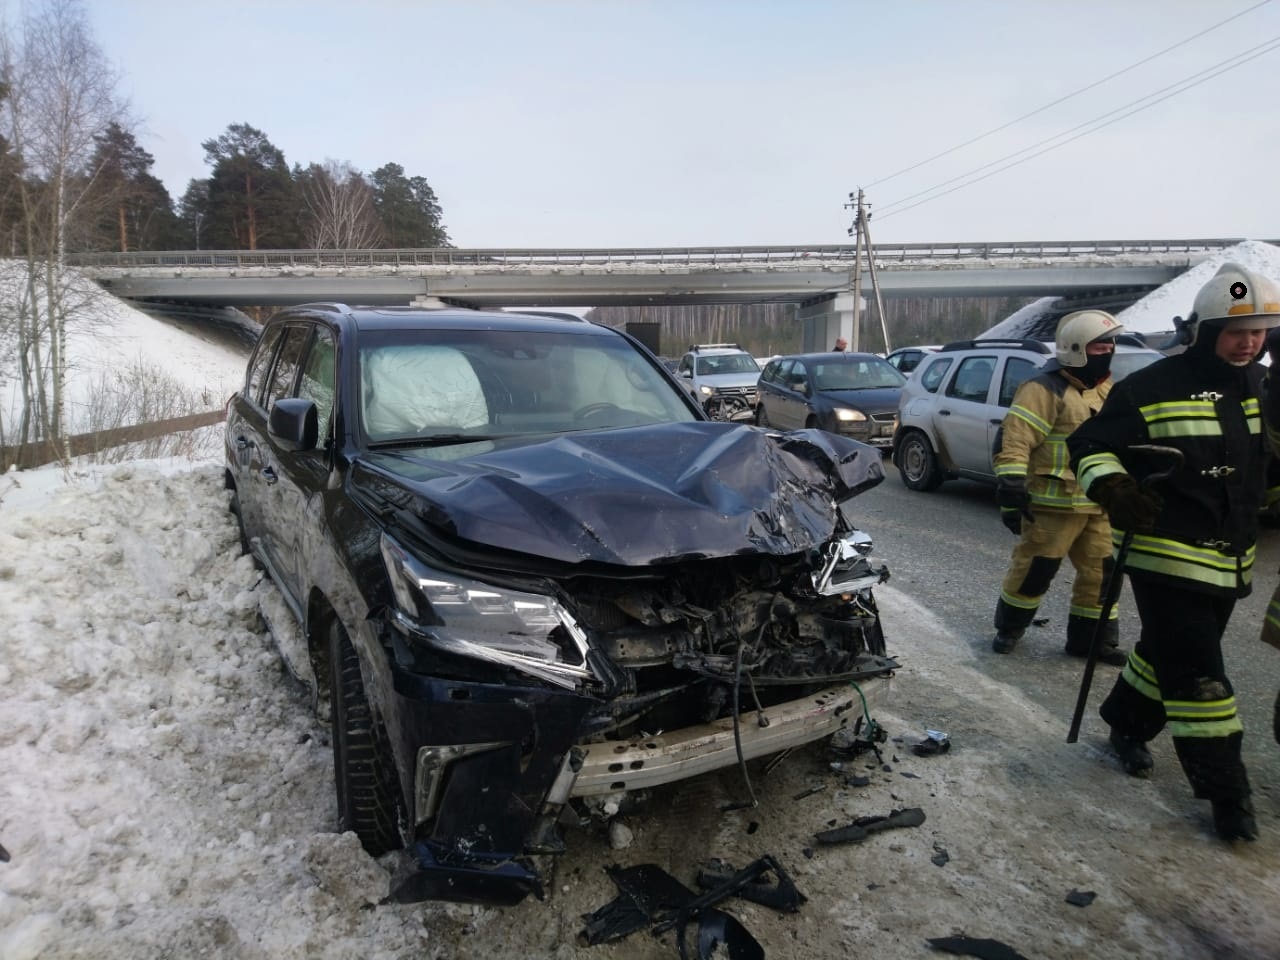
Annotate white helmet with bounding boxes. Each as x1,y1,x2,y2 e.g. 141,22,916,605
1055,310,1124,368
1182,262,1280,344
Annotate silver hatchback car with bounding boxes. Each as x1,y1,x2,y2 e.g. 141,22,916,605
892,336,1162,491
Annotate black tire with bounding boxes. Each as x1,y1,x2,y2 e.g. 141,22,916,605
328,619,403,855
755,404,770,427
896,431,944,491
229,488,252,557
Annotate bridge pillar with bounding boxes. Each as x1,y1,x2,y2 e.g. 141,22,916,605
797,293,860,352
412,295,451,309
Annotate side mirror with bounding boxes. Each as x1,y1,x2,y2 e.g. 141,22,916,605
269,397,319,452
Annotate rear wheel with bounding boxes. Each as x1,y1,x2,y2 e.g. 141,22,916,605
328,619,403,855
896,431,943,491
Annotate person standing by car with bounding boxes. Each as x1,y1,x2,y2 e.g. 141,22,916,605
991,310,1127,664
1068,262,1280,844
833,337,848,352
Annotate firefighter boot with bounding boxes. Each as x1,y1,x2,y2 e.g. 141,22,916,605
1065,614,1127,667
1211,795,1258,843
992,600,1029,654
1108,727,1153,778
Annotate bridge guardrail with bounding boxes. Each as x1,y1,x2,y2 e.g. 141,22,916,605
64,238,1274,271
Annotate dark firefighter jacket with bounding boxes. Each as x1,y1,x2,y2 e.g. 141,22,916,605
994,366,1108,512
1068,348,1280,598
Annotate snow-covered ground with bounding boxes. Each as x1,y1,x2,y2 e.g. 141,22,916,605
3,277,1280,960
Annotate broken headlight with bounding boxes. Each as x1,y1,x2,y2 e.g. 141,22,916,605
379,532,593,689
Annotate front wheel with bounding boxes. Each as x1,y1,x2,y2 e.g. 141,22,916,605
895,432,944,491
755,404,770,427
328,619,403,855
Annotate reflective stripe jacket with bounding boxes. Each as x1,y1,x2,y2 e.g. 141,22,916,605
1067,351,1275,597
995,369,1108,512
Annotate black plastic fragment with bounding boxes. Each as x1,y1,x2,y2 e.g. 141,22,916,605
695,857,807,913
926,935,1030,960
695,909,765,960
930,844,950,867
0,841,9,863
793,784,826,800
1065,888,1097,907
580,864,696,945
814,807,926,845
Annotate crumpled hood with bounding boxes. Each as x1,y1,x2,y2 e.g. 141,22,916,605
354,422,882,568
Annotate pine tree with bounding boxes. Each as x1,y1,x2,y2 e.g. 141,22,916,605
200,123,299,249
370,162,450,247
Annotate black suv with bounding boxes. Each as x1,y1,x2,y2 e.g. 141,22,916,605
224,304,895,905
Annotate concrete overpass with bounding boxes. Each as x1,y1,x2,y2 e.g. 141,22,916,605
68,238,1269,349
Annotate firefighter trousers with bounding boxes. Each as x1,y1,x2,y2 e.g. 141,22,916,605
995,507,1114,638
1099,574,1250,802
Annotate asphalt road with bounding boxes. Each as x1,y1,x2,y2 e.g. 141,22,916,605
851,457,1280,798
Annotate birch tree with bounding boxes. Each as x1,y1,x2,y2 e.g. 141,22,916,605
297,159,384,249
0,0,123,465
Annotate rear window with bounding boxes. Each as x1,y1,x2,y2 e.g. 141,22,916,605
917,356,953,393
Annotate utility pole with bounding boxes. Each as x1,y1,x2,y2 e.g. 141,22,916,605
846,189,865,352
843,188,889,353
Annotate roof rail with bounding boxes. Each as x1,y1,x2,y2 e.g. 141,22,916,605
940,337,1052,354
688,342,745,352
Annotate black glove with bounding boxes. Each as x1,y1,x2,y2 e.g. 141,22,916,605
1089,474,1163,532
996,479,1034,536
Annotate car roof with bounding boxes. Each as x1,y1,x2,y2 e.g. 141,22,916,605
268,303,609,336
769,351,888,363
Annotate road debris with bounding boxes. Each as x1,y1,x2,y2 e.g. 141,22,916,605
813,806,926,845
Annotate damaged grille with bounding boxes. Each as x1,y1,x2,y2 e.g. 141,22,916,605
564,550,889,736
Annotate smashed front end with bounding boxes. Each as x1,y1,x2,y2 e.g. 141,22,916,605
360,425,896,904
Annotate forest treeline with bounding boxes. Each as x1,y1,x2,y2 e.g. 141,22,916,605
586,295,1036,357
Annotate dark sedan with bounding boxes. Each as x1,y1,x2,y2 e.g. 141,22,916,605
756,352,905,447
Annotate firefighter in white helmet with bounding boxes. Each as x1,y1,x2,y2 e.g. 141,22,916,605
991,309,1126,664
1069,261,1280,843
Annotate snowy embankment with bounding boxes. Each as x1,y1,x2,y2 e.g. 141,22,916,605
0,261,249,441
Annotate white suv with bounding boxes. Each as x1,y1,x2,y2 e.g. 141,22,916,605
676,343,760,421
892,336,1161,491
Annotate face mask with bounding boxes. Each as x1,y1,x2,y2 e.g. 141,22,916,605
1073,349,1113,387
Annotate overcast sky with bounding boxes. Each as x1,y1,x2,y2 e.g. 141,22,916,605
84,0,1280,248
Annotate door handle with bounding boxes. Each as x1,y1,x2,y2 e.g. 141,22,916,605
261,466,278,485
939,409,952,416
989,418,1003,425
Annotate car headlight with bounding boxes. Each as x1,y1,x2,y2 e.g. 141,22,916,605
699,385,715,397
379,533,592,689
835,408,867,422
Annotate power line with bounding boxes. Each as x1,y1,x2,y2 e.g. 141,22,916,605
874,36,1280,222
875,34,1280,217
865,0,1274,190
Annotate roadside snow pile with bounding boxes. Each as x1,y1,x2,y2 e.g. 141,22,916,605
1116,239,1280,335
0,465,434,960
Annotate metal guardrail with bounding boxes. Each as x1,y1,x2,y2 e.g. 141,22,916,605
64,238,1273,271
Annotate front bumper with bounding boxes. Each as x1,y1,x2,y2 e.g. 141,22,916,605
572,671,895,796
387,659,896,905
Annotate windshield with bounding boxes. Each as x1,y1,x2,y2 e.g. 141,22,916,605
695,353,759,376
1112,350,1160,383
360,328,697,445
812,357,907,391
